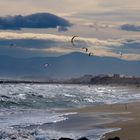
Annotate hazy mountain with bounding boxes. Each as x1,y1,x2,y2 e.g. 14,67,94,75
0,52,140,79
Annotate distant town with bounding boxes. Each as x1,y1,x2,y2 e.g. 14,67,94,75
0,74,140,86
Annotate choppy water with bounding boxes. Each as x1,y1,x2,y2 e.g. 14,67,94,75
0,84,140,140
0,84,140,109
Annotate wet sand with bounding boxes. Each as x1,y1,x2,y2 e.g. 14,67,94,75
61,102,140,140
101,102,140,140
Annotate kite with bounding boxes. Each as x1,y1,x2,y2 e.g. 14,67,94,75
71,36,78,47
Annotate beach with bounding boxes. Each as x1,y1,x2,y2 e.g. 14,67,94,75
101,102,140,140
62,101,140,140
0,84,140,140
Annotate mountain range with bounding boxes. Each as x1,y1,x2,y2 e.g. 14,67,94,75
0,52,140,79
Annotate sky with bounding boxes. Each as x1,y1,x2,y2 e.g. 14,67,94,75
0,0,140,60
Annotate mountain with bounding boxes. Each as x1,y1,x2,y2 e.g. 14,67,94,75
0,52,140,79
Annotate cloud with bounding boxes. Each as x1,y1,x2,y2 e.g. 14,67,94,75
0,0,140,29
0,32,140,60
0,31,124,48
57,26,69,32
0,13,71,30
120,24,140,32
0,32,69,41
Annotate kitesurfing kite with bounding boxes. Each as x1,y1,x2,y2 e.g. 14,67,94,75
82,47,88,52
44,63,49,69
10,43,16,47
120,52,123,58
71,36,78,47
88,52,94,56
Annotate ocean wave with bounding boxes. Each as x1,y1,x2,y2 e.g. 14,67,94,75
0,84,140,109
0,109,77,129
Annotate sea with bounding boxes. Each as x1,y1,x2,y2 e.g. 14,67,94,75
0,84,140,140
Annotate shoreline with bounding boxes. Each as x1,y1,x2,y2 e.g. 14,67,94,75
60,102,140,140
101,102,140,140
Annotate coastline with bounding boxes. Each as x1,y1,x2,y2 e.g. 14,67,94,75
60,102,140,140
0,83,140,140
101,102,140,140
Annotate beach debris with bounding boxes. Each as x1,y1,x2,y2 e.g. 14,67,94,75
58,137,89,140
71,36,78,47
107,136,120,140
59,138,74,140
77,137,89,140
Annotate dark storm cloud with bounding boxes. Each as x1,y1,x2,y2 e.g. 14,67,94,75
120,24,140,32
0,13,71,30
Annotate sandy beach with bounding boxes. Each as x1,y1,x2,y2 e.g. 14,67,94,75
61,101,140,140
0,84,140,140
101,102,140,140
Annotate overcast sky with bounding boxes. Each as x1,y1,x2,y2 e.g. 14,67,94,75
0,0,140,60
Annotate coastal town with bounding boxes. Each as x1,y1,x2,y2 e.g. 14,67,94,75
0,74,140,86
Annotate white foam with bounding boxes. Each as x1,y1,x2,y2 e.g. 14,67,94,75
0,109,76,129
1,84,140,108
